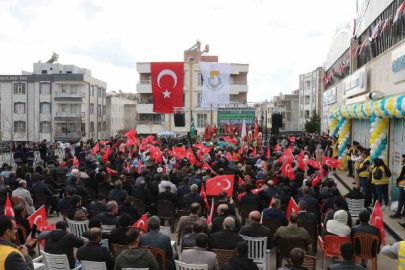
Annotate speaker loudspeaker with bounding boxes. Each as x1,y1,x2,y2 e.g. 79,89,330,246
174,113,186,127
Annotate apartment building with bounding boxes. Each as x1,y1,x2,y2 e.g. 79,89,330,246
0,61,107,143
106,93,136,137
272,91,299,131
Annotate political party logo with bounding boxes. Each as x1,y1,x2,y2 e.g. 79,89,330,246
206,70,223,91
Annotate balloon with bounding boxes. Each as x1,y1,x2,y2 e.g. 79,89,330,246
371,122,377,128
338,156,342,160
370,144,378,150
371,150,375,155
375,149,382,156
379,133,387,139
375,138,382,145
379,144,385,150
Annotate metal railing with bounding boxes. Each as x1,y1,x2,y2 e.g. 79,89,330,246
138,80,151,84
136,120,165,125
0,148,66,169
54,92,85,98
137,100,154,104
230,81,248,85
55,112,85,117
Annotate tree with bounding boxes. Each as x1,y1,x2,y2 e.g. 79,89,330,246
304,110,321,133
0,111,29,163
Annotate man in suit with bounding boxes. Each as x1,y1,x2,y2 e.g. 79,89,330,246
262,198,288,226
76,228,115,270
88,194,107,213
181,233,219,270
260,180,281,207
93,201,119,226
157,186,179,209
274,213,311,248
239,184,262,212
189,171,202,190
139,216,174,270
177,203,209,237
108,180,128,202
208,217,244,250
211,204,241,233
297,201,317,223
132,181,154,209
345,185,365,200
182,220,205,249
177,177,191,203
32,175,53,196
182,184,205,209
239,211,273,249
298,186,319,213
12,180,35,215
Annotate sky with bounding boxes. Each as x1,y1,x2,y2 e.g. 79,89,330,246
0,0,357,102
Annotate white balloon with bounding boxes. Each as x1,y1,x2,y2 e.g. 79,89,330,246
375,138,382,145
345,134,350,138
379,155,385,159
370,128,375,133
371,144,378,150
402,103,405,111
338,156,342,160
376,117,382,123
371,122,377,128
379,133,387,139
370,149,375,155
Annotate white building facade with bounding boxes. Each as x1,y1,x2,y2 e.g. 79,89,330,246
106,94,136,137
0,62,107,143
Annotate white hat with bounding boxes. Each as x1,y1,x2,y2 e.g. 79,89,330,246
157,167,163,173
326,210,351,236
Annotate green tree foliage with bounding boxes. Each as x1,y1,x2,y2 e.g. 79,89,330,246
305,110,321,133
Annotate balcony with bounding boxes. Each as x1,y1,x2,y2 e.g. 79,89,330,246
54,112,85,122
54,92,85,102
54,132,83,142
136,103,154,113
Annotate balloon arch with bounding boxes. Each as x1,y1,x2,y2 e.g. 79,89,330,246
328,94,405,170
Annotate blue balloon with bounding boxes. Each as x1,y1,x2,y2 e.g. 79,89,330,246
375,149,382,156
382,138,388,145
379,144,385,150
398,102,403,111
384,110,390,116
398,96,405,103
402,110,405,116
371,116,376,122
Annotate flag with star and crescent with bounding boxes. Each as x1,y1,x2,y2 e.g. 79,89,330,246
151,62,184,113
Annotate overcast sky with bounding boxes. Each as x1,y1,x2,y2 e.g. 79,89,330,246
0,0,356,102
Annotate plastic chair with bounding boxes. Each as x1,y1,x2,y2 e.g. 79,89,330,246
345,198,365,218
318,235,351,270
261,218,281,234
157,200,175,233
353,233,380,270
41,250,81,270
175,260,208,270
241,236,267,270
13,224,27,246
302,255,316,270
239,202,260,226
10,196,28,217
66,219,89,238
133,199,146,215
81,260,107,270
298,220,318,254
211,249,237,270
100,238,109,250
276,237,309,269
111,243,128,258
102,225,116,234
145,246,167,270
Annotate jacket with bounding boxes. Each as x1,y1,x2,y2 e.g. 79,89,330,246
211,214,241,234
32,182,53,196
328,261,365,270
110,227,129,245
223,256,259,270
38,229,84,269
12,188,35,215
132,187,154,206
297,212,317,223
114,248,159,270
181,247,219,270
177,214,209,235
182,193,205,209
208,230,244,250
76,243,115,270
93,212,119,226
240,192,262,211
108,188,128,201
262,208,288,226
239,223,273,248
157,191,179,208
274,224,311,246
0,240,34,270
139,230,173,260
351,223,381,255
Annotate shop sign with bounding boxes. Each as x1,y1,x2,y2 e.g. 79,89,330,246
343,66,367,98
392,42,405,83
323,87,337,105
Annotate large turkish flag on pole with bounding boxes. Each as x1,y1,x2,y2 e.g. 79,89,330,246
206,175,234,196
151,62,184,113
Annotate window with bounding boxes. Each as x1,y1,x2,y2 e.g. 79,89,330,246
40,121,51,133
97,105,101,115
98,122,101,131
91,86,94,96
14,121,26,132
60,104,67,112
40,102,51,114
61,84,67,93
40,83,50,94
14,83,26,94
103,105,106,115
197,93,202,107
97,87,101,97
198,73,204,86
305,95,310,104
138,114,164,124
90,122,95,132
71,85,77,94
197,114,207,128
90,104,94,114
305,81,311,90
14,103,25,114
103,121,106,131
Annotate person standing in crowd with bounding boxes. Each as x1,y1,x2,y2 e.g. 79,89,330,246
357,149,371,197
371,158,391,210
391,154,405,219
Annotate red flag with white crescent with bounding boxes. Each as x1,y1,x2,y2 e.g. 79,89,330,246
132,213,148,231
306,159,322,170
200,146,212,154
280,161,295,180
323,156,342,169
312,172,323,187
91,143,100,155
297,155,306,170
173,146,187,159
237,188,264,201
193,143,204,149
278,150,294,164
225,152,232,162
238,176,244,186
206,175,234,196
186,148,197,165
285,198,299,221
151,62,184,113
223,136,238,145
238,141,245,154
288,136,295,143
202,162,215,174
207,198,215,224
123,129,137,139
28,205,48,231
266,146,271,159
200,185,209,210
251,147,257,157
370,201,386,245
102,146,111,163
5,196,14,217
150,146,162,163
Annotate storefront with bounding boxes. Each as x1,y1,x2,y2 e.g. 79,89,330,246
352,119,371,148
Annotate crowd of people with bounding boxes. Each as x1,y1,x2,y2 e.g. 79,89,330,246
0,131,404,270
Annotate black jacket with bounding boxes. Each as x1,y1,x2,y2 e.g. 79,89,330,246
223,256,259,270
208,230,244,250
262,208,288,226
88,201,107,213
298,212,317,223
240,192,262,211
182,193,205,209
39,229,84,269
157,191,179,208
76,243,115,270
110,227,130,245
239,223,273,249
93,212,119,226
132,187,154,206
211,214,241,234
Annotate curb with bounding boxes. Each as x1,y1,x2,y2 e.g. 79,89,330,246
333,172,403,242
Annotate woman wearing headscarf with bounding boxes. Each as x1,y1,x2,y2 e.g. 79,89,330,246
372,158,391,210
326,210,351,237
315,144,325,162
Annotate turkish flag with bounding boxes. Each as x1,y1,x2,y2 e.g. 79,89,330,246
206,175,234,196
150,146,162,163
73,156,79,167
275,144,281,151
251,147,257,157
306,159,322,170
238,141,245,154
200,185,210,210
289,136,295,143
223,136,238,145
106,167,118,176
370,201,386,245
28,205,48,231
225,152,232,162
193,143,204,149
91,143,100,155
200,146,212,154
278,150,294,164
280,161,295,180
253,118,259,139
238,176,244,186
299,150,304,159
285,198,299,221
5,196,14,217
133,214,148,231
266,146,271,159
297,155,306,170
173,146,187,159
202,162,214,174
237,188,264,201
323,156,342,169
124,129,137,139
207,198,215,224
147,135,155,142
185,148,197,165
151,62,184,113
141,138,149,145
256,179,265,188
102,146,111,163
312,172,323,187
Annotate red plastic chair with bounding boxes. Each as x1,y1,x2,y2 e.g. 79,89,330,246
318,235,351,270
